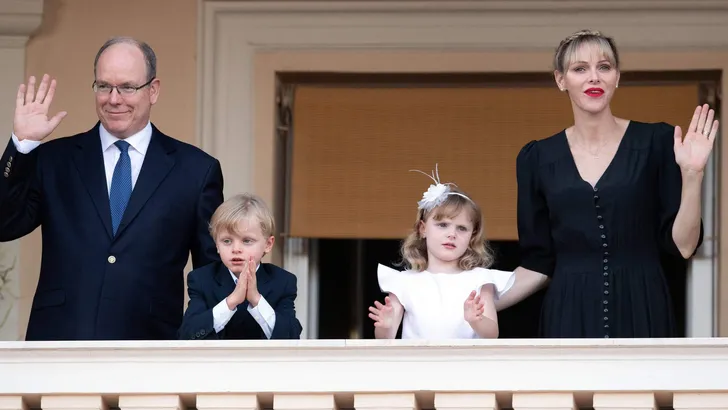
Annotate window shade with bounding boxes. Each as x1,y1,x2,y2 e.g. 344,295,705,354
288,83,699,239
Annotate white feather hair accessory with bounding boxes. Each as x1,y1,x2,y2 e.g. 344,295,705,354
410,164,472,211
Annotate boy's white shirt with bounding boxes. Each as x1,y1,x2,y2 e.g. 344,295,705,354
211,264,277,338
12,122,153,194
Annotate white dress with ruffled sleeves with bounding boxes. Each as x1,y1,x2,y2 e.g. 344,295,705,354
377,264,516,339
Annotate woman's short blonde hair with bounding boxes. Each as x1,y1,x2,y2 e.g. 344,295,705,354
209,193,275,239
553,29,619,74
400,186,493,272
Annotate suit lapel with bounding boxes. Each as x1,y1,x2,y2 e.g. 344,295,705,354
214,262,237,306
256,264,272,297
72,126,113,239
216,263,250,332
114,127,175,238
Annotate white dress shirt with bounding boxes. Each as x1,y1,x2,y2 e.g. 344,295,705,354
12,122,152,195
211,266,277,339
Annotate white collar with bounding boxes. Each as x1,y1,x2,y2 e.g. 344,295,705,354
229,264,261,284
99,121,152,155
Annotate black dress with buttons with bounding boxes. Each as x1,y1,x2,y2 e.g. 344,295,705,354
516,121,703,338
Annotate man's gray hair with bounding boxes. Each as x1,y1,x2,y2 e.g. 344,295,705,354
93,37,157,82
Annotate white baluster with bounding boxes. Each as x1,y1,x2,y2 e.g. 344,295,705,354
354,393,418,410
593,392,657,410
197,394,260,410
0,396,28,410
512,393,576,410
434,392,499,410
273,393,337,410
42,396,107,410
119,395,183,410
673,392,728,409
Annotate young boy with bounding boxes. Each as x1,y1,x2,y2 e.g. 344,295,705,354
178,193,302,340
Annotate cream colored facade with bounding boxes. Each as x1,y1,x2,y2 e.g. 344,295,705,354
0,0,727,340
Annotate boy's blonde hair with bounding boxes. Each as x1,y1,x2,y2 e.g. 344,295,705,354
400,186,493,272
209,193,275,239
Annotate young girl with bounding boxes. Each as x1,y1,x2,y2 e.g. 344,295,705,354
368,167,515,339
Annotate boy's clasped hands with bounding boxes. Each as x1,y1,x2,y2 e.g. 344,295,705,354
225,256,262,310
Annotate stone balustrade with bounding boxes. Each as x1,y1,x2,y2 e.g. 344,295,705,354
0,338,727,409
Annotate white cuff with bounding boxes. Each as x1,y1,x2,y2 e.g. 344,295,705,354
247,295,277,339
212,298,237,333
11,133,41,154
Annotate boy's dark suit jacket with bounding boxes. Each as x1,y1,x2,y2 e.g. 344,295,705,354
0,123,224,341
178,261,302,340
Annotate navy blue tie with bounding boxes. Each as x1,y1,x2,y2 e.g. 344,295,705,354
110,140,132,235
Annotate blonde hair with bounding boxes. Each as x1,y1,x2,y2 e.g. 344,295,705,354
400,187,493,272
209,193,275,239
553,29,619,74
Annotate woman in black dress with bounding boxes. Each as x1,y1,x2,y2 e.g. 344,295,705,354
495,29,718,338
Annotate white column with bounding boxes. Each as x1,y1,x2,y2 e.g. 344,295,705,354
686,110,719,337
0,0,43,341
284,237,312,339
308,238,320,339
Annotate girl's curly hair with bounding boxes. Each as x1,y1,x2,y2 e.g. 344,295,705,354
399,186,493,272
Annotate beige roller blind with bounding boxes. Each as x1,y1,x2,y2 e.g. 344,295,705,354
289,83,699,239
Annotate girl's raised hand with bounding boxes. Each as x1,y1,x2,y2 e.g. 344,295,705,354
464,290,485,323
368,296,396,329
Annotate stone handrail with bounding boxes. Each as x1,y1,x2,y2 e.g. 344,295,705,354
0,338,728,409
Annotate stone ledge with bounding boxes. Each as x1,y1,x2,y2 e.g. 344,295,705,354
0,0,43,38
1,339,728,395
206,0,728,13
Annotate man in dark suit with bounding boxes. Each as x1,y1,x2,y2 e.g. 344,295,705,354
0,37,224,340
178,193,302,340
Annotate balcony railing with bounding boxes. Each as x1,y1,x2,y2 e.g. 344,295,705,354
0,338,727,409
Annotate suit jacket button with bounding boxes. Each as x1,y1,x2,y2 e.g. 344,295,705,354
107,255,116,263
201,329,206,335
3,172,8,178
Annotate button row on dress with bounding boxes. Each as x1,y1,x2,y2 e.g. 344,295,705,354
594,187,610,339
